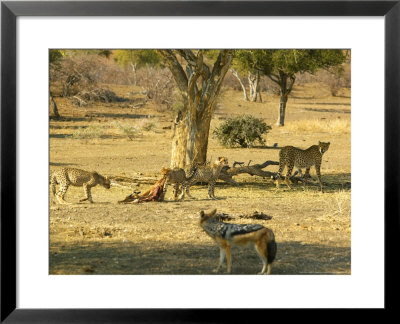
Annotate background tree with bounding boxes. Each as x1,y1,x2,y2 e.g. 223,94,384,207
49,49,66,118
158,49,233,168
230,68,249,101
235,49,347,126
233,50,270,103
114,50,161,85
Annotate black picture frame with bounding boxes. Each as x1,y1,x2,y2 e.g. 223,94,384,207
1,0,398,322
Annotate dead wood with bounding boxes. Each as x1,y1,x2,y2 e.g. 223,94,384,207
72,95,87,107
216,211,272,221
273,170,320,186
217,160,318,186
239,211,272,220
218,160,279,184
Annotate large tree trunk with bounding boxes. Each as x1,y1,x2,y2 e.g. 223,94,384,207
194,111,213,165
169,108,212,168
159,49,233,168
275,73,296,126
186,116,197,165
230,69,248,101
170,112,187,168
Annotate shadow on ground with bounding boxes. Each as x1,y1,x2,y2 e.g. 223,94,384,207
50,162,78,167
49,240,350,275
302,107,351,114
218,172,351,193
296,102,351,107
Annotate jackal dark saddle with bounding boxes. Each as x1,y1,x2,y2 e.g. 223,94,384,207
203,220,264,238
223,223,264,238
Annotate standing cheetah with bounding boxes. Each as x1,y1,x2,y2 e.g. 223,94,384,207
275,141,330,192
183,157,229,199
161,167,197,200
51,167,110,204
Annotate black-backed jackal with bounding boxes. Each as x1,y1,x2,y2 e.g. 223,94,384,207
199,209,277,274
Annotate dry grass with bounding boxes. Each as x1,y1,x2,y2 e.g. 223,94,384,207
282,118,350,134
49,83,351,275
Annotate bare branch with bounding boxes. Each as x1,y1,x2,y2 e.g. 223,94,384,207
157,50,188,94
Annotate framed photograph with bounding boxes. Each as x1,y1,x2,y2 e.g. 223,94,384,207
1,0,398,321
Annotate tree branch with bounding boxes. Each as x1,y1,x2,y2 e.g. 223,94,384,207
266,73,281,85
287,74,296,94
157,50,188,94
216,160,279,184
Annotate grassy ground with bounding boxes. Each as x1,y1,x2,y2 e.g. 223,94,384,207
49,83,351,275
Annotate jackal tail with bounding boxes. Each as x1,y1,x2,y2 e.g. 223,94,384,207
267,236,277,264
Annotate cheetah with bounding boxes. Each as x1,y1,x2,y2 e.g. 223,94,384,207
275,141,330,192
183,157,229,200
51,167,111,204
161,167,197,200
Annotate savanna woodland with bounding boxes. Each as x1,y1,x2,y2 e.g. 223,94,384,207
50,49,351,275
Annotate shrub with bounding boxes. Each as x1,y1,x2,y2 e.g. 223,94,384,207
141,121,157,132
71,125,104,140
112,121,141,140
213,115,271,148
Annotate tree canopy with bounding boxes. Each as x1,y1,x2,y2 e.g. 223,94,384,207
113,50,162,68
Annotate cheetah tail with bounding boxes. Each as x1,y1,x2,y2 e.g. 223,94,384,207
185,166,198,182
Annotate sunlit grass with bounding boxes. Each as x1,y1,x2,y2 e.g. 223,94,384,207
283,118,350,134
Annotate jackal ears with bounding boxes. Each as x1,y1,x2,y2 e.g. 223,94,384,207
200,209,217,218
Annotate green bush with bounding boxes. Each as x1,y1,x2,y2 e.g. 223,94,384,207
213,115,271,148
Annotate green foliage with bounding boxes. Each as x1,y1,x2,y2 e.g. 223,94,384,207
234,49,347,77
114,50,162,68
49,50,67,72
97,50,112,58
233,50,272,74
213,115,271,148
49,50,65,64
66,49,112,58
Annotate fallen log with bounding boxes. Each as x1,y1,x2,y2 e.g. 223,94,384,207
218,160,315,186
218,160,279,184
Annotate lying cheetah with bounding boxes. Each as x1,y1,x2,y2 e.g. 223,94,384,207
275,141,330,191
161,167,196,200
183,157,229,200
51,167,110,204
